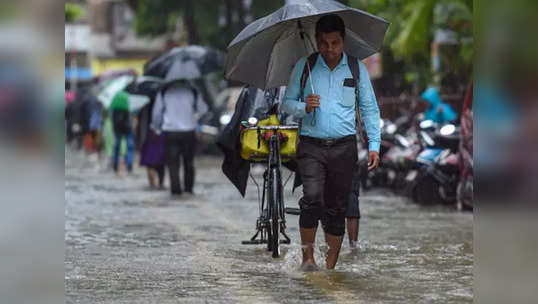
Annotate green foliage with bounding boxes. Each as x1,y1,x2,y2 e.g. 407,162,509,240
392,1,435,60
133,0,285,50
134,0,178,36
348,0,472,93
65,3,84,23
131,0,472,94
250,0,285,19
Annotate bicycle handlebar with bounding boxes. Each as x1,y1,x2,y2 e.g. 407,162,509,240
242,125,299,131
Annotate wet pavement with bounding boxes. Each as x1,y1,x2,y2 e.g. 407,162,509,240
65,149,473,303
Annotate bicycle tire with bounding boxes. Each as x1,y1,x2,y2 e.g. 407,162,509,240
270,167,280,258
266,219,272,252
265,175,273,252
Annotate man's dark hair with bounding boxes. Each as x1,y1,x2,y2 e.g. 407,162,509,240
315,14,346,39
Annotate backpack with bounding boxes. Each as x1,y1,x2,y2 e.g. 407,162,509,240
159,80,199,113
298,52,368,143
112,109,131,135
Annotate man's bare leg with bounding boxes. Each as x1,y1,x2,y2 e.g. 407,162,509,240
347,217,359,248
325,233,344,269
300,227,318,271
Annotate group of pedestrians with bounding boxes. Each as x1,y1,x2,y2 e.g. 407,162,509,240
65,86,104,154
139,80,207,195
75,78,208,196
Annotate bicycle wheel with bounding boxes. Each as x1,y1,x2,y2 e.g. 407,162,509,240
270,167,280,258
264,178,273,252
266,214,272,252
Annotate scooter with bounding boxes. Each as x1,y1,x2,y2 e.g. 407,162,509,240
359,118,396,190
407,121,460,205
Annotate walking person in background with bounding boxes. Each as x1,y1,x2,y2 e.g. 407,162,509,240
139,94,166,190
151,80,208,196
86,93,104,155
346,168,362,250
282,14,381,270
110,90,134,173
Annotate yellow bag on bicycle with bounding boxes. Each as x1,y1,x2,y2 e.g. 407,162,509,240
240,114,297,161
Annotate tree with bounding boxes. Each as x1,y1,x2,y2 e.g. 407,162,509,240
348,0,472,93
129,0,284,50
392,0,472,60
65,3,84,23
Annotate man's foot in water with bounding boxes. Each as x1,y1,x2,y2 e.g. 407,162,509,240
300,260,319,272
349,240,359,254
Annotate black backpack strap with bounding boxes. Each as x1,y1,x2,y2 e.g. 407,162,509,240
296,52,319,148
347,54,368,143
299,52,319,103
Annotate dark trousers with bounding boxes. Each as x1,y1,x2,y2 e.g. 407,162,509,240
297,136,357,236
151,165,166,186
164,131,196,194
346,169,361,219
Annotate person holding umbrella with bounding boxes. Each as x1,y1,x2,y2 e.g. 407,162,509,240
225,0,388,270
147,46,222,197
282,14,381,270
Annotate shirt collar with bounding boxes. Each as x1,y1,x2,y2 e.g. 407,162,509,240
316,52,348,69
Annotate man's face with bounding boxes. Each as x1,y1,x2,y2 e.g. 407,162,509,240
316,31,344,62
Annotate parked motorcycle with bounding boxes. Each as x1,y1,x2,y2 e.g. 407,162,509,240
359,118,398,189
408,120,461,206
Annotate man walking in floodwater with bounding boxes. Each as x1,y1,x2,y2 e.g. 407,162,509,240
282,14,381,270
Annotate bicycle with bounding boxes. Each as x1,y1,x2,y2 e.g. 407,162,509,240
240,116,297,258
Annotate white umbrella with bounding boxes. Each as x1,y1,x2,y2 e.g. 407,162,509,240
97,75,150,112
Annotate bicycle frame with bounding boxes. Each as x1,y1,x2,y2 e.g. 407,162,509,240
241,126,294,257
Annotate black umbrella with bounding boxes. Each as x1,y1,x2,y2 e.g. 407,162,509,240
144,45,226,80
225,0,389,90
126,76,164,97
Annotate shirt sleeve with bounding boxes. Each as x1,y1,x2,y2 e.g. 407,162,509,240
282,57,307,119
151,91,164,134
357,60,381,152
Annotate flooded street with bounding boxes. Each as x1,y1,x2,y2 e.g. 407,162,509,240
65,149,473,303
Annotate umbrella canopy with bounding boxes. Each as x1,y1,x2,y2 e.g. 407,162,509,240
225,0,389,90
97,75,150,113
144,45,226,80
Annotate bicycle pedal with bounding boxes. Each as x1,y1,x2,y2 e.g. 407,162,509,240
284,207,300,215
279,239,291,244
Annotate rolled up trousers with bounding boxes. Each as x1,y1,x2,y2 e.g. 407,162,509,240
296,136,357,236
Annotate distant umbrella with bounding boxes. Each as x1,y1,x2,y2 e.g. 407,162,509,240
97,75,150,113
144,45,225,80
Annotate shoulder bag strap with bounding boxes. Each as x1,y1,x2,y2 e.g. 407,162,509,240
347,54,368,144
296,52,319,148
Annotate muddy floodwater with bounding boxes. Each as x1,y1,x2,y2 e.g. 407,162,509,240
65,149,473,303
